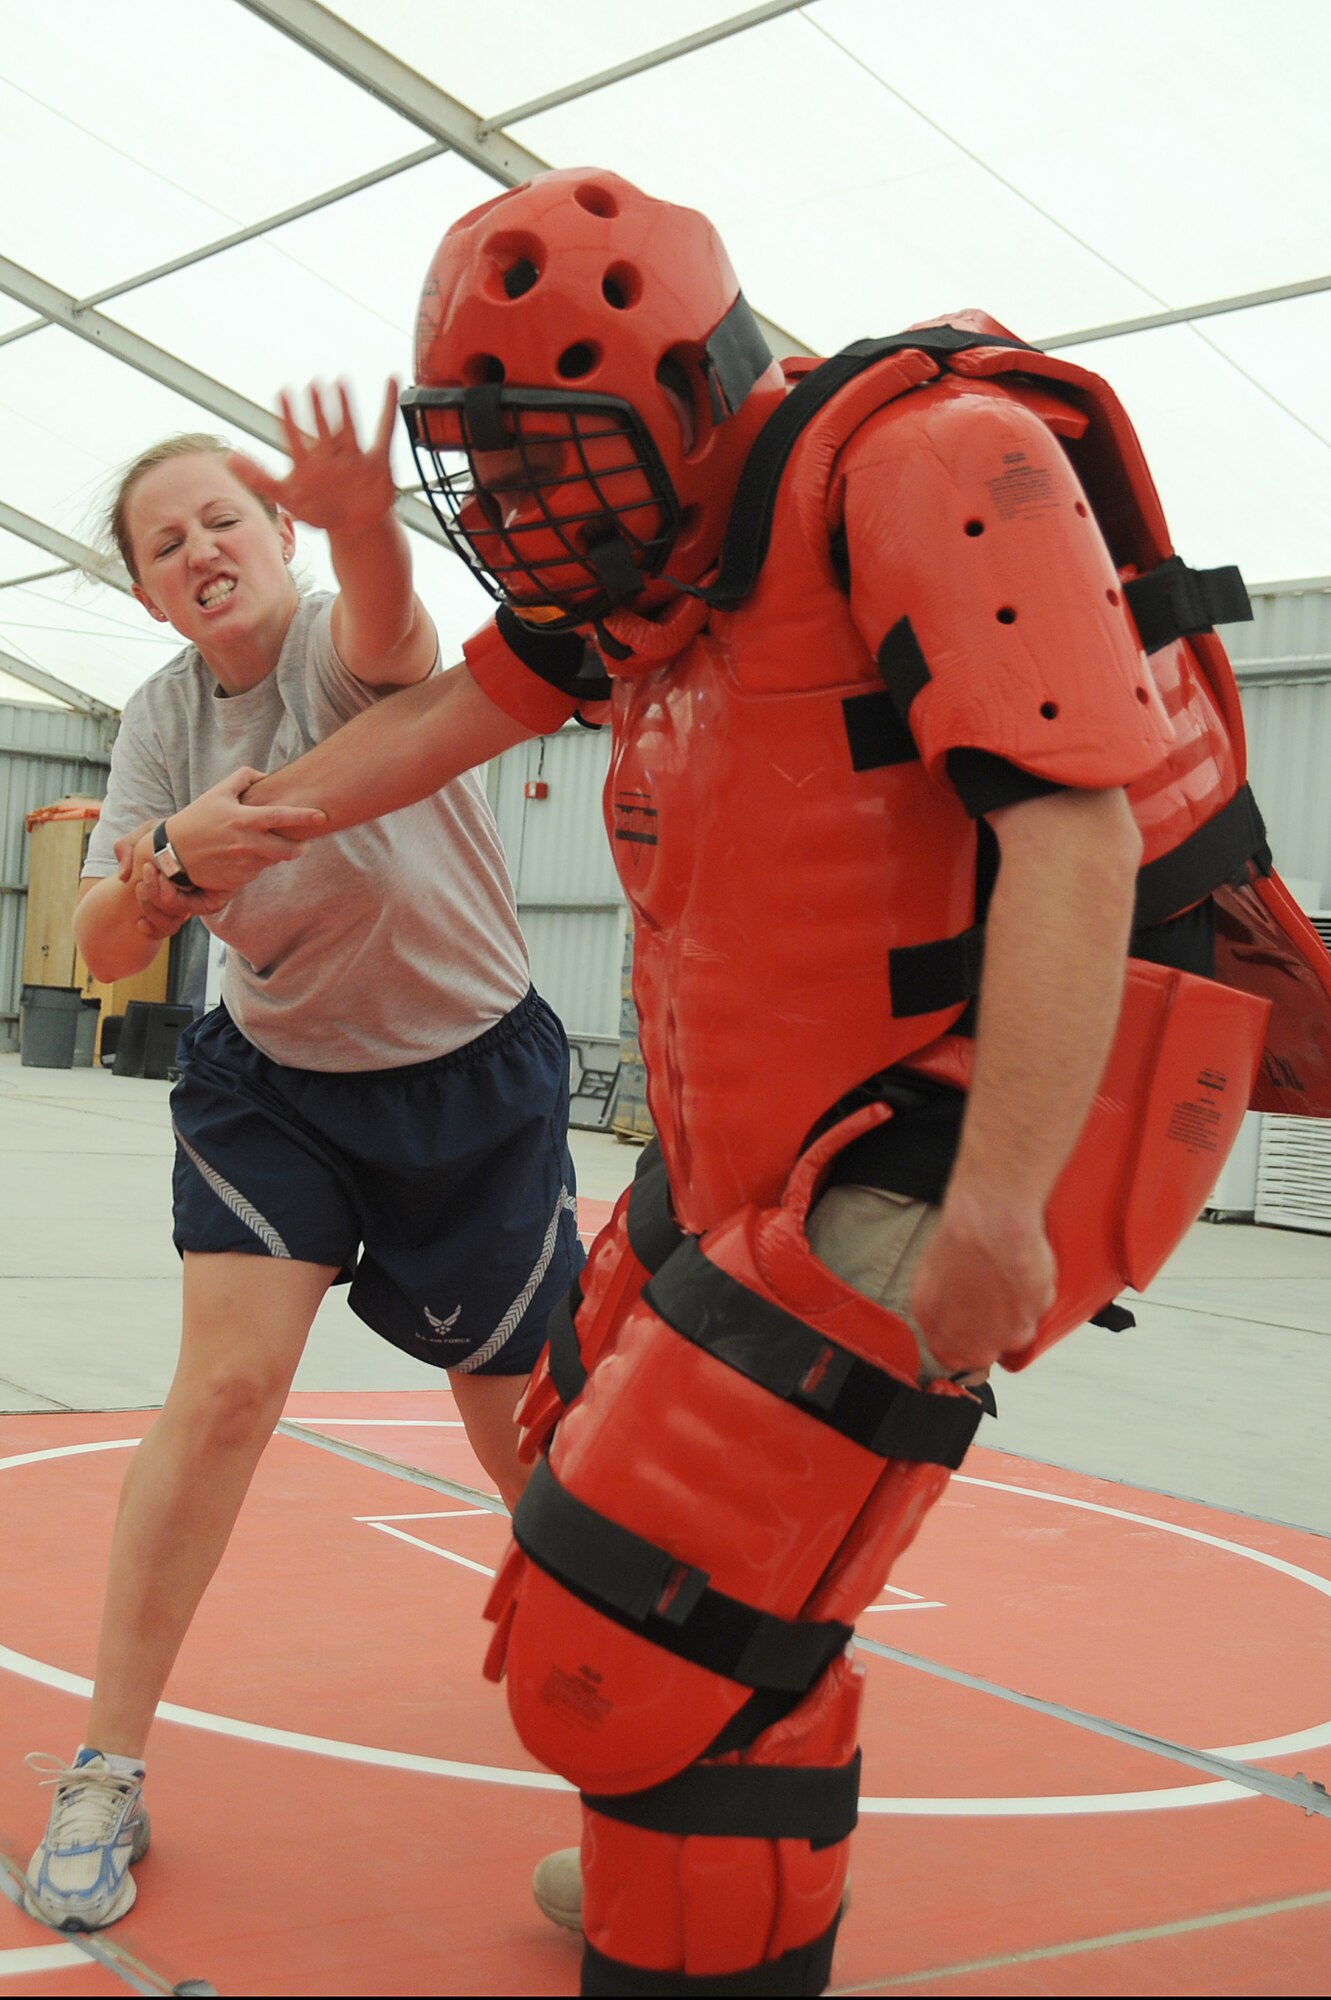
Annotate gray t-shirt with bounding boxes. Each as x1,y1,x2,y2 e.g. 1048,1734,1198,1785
83,593,531,1071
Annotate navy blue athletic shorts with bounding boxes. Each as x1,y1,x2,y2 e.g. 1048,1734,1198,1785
169,989,583,1377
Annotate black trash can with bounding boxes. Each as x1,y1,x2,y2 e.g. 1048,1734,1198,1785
113,1001,195,1081
100,1014,124,1067
73,997,102,1068
20,986,82,1069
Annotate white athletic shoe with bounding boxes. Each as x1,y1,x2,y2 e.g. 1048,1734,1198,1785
24,1751,150,1932
532,1846,584,1931
532,1845,851,1935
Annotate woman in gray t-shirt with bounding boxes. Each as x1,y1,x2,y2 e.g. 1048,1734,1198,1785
25,388,581,1933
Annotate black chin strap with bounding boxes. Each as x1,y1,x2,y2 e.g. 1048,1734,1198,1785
586,533,644,609
701,293,774,421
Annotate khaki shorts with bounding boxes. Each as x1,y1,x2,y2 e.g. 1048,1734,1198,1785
805,1184,946,1382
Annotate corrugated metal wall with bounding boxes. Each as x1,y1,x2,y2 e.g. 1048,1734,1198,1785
485,724,626,1037
0,701,113,1051
1232,582,1331,905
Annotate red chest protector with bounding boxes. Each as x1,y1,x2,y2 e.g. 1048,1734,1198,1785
602,319,1331,1235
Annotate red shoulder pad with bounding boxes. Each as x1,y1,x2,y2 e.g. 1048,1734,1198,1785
462,614,583,736
839,381,1176,791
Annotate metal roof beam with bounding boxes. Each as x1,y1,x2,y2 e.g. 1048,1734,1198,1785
0,258,448,547
0,642,120,722
236,0,549,181
478,1,809,132
76,143,447,311
0,565,75,592
235,0,809,358
1041,272,1331,350
0,501,132,595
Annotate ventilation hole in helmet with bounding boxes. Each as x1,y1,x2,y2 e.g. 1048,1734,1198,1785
1040,701,1059,720
1136,686,1150,704
964,518,985,536
575,182,619,218
462,353,507,385
557,342,602,380
1075,501,1088,517
996,606,1017,624
1105,587,1120,606
603,263,641,309
503,259,539,299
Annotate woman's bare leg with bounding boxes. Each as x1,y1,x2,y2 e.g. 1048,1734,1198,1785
85,1251,336,1757
449,1371,530,1515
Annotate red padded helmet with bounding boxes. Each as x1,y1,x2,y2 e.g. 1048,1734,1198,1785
401,167,785,631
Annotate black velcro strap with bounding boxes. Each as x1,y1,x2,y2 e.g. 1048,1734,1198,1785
1124,556,1253,654
1133,783,1269,930
496,604,608,699
842,689,918,771
461,382,509,451
646,1238,981,1471
512,1458,851,1695
703,293,774,420
546,1277,586,1404
1089,1301,1136,1332
627,1152,685,1274
704,326,1027,612
584,1749,860,1848
582,1913,842,1996
877,616,932,716
587,534,643,605
888,924,986,1018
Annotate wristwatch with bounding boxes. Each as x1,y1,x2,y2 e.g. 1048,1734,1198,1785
152,819,197,890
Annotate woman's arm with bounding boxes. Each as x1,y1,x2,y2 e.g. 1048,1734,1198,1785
229,381,435,689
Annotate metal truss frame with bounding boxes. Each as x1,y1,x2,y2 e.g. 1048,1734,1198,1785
0,0,1325,710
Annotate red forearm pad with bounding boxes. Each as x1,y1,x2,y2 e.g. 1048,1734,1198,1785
461,614,582,736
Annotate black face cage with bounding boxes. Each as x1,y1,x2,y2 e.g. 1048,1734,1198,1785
400,384,682,631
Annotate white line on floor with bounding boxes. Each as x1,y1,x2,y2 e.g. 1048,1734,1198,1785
862,1601,947,1614
353,1508,488,1523
364,1521,497,1577
0,1944,88,1979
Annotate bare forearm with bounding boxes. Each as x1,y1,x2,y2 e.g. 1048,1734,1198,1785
73,833,167,982
328,511,417,661
243,663,534,832
951,789,1142,1211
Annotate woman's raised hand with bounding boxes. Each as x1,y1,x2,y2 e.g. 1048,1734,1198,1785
227,380,399,539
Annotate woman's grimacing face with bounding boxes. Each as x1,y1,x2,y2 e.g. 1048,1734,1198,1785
125,454,296,653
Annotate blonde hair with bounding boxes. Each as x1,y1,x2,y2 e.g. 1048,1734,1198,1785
108,433,278,583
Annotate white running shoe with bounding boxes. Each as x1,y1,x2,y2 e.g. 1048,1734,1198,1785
532,1846,584,1931
24,1751,150,1931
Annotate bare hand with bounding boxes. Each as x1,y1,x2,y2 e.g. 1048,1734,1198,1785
909,1187,1056,1377
118,768,325,894
132,860,230,939
228,380,399,539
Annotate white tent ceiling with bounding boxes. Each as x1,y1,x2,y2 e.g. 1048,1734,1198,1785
1,0,1328,712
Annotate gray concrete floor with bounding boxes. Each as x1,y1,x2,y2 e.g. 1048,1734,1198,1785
2,1052,1328,1533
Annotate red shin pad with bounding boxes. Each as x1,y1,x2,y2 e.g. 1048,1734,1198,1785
579,1655,863,1995
486,1125,978,1993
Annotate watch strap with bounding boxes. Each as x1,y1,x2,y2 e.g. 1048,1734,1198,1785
152,819,196,890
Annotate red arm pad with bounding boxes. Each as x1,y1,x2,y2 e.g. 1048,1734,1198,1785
838,383,1176,791
461,614,583,736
